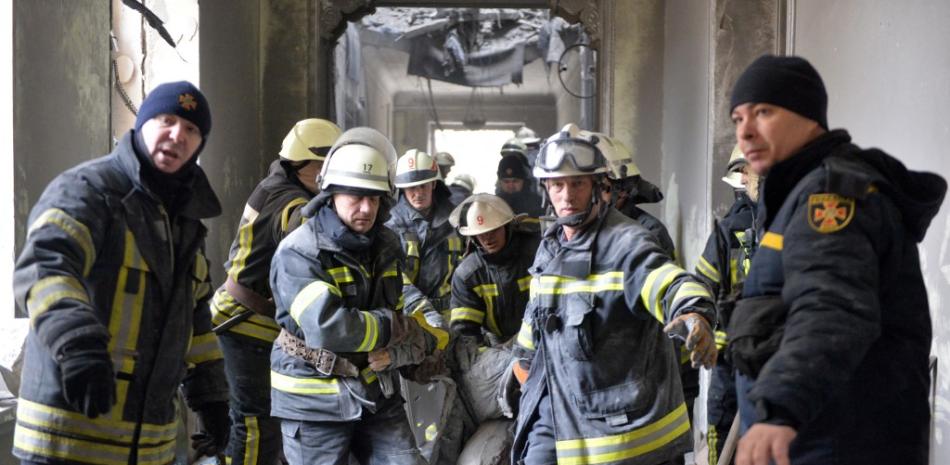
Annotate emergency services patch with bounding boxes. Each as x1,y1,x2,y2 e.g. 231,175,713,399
807,193,855,233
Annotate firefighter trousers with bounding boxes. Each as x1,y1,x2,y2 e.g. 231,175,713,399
220,332,282,465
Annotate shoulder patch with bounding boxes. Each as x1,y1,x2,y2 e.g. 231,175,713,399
807,193,855,233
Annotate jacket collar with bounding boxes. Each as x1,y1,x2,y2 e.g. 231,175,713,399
114,131,222,220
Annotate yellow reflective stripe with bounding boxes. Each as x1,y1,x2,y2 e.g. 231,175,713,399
29,208,96,276
474,284,502,336
516,320,535,350
108,230,147,381
280,197,309,231
409,307,449,350
270,371,339,395
382,264,399,279
211,292,280,341
715,330,728,350
328,266,355,286
708,425,719,465
555,403,690,465
243,416,260,465
186,332,222,365
26,275,89,323
402,272,414,285
16,398,177,443
361,366,378,384
406,240,420,258
535,272,624,295
14,425,177,465
438,249,460,297
447,236,463,252
194,251,209,281
289,280,341,324
517,275,532,292
671,282,711,312
696,256,720,283
641,264,685,323
396,293,405,312
450,307,486,325
761,232,783,251
355,311,380,352
228,215,255,282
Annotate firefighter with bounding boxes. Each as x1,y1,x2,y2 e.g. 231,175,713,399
595,133,676,258
211,118,342,464
695,145,758,465
496,139,545,218
728,55,945,465
386,149,468,465
435,151,456,180
268,127,444,465
12,81,230,464
447,173,476,206
510,124,718,465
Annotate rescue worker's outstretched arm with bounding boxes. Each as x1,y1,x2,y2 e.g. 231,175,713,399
628,240,718,368
271,246,395,353
13,177,116,418
746,192,886,430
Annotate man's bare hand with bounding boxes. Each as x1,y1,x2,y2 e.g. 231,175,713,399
368,349,392,371
736,423,796,465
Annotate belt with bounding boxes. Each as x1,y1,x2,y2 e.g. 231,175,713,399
225,276,276,318
275,329,360,378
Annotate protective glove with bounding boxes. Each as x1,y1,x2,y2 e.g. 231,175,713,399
58,341,116,419
368,314,427,371
664,312,717,369
452,335,480,373
190,401,231,458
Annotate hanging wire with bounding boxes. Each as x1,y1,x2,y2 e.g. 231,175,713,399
557,42,596,99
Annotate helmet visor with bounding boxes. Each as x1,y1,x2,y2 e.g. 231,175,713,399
537,140,602,173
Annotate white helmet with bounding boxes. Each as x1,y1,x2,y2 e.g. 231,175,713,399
516,126,541,146
449,194,516,236
581,130,640,181
722,144,748,189
448,173,476,193
318,127,397,196
533,123,609,179
435,151,456,168
395,149,442,188
279,118,342,162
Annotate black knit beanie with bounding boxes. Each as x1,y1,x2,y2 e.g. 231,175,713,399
497,155,529,180
730,54,828,129
135,81,212,137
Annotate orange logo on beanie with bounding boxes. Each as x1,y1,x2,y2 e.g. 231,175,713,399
179,93,197,111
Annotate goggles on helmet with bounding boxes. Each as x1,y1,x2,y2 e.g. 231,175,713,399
536,139,604,173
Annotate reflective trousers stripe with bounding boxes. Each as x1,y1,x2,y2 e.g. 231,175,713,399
554,403,690,465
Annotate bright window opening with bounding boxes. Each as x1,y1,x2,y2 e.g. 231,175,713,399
432,128,516,194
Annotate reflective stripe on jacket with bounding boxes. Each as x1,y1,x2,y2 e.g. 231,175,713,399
512,207,716,465
211,160,312,343
450,227,540,340
269,200,438,421
12,132,226,465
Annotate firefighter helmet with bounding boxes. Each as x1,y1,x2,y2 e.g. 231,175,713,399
722,144,747,189
581,130,640,181
395,149,443,188
448,173,476,193
533,123,609,179
279,118,342,162
435,151,456,169
318,127,396,195
501,138,528,158
449,194,516,236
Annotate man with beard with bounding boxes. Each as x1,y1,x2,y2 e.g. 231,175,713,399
12,81,230,464
211,118,341,464
510,124,718,465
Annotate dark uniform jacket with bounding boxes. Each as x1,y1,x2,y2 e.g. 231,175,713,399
512,207,716,465
211,160,313,344
385,195,464,315
695,194,756,351
497,189,546,219
449,224,541,341
13,132,227,465
269,198,438,421
735,129,945,465
617,203,676,260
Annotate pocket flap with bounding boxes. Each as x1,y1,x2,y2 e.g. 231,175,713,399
572,381,651,420
564,294,594,327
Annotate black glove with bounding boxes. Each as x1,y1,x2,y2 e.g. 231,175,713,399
191,401,231,458
58,341,116,419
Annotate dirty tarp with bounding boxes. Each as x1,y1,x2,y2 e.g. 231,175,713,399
408,38,525,87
